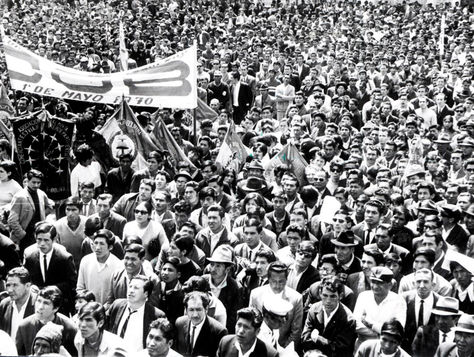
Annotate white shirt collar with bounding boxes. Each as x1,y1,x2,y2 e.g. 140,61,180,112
234,337,258,357
323,305,339,328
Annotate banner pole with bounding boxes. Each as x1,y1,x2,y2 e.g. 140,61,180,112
193,107,197,146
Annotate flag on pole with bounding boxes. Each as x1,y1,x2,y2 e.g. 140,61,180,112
12,110,74,200
0,82,14,120
0,117,13,155
99,100,159,170
264,143,308,184
216,122,250,173
152,119,198,175
119,20,129,71
439,14,445,57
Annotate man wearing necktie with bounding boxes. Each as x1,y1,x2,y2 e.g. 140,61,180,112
412,296,462,357
401,268,440,354
174,291,227,357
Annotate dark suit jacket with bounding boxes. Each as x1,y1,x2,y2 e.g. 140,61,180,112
230,82,253,110
105,268,160,308
23,246,77,310
107,299,165,349
445,224,469,253
105,167,135,203
16,313,77,356
266,211,290,239
0,233,21,279
301,302,356,357
402,291,439,354
412,324,442,357
0,293,36,335
296,265,320,294
204,274,242,334
90,211,126,238
216,335,278,357
174,315,227,357
112,192,141,222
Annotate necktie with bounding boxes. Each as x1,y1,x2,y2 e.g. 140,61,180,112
418,299,424,327
189,325,196,351
259,278,264,286
120,309,136,338
365,229,372,245
43,255,48,282
442,333,447,343
270,329,277,349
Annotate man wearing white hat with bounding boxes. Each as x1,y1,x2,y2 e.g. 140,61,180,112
435,314,474,357
258,296,297,356
412,296,462,357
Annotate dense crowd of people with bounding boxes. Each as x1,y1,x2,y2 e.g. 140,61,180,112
0,0,473,356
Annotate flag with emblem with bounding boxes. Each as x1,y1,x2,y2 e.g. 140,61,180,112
264,143,308,184
216,121,250,173
12,110,74,200
99,99,159,170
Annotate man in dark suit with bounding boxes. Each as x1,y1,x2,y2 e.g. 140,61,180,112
105,153,135,203
105,243,160,309
204,245,243,334
216,307,278,357
90,193,127,238
296,54,310,82
402,268,440,354
174,291,227,357
107,275,165,352
23,221,77,315
112,178,155,222
331,231,362,283
301,276,356,356
412,297,461,357
230,71,253,125
16,286,77,356
287,241,319,294
434,314,474,357
352,199,385,247
0,267,36,339
439,204,469,253
8,169,53,253
346,249,385,300
152,191,177,240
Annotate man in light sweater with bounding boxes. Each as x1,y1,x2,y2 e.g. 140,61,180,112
76,229,122,304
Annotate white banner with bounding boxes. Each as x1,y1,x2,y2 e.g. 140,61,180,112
3,36,197,108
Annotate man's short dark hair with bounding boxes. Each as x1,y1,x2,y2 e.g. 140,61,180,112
184,291,210,309
140,178,156,192
207,204,225,218
93,229,115,247
64,196,84,210
125,243,146,259
38,286,63,309
34,221,57,240
319,276,344,296
149,318,175,342
79,302,106,331
363,248,385,266
7,267,31,284
236,307,263,329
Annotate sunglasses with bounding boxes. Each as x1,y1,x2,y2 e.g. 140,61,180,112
134,209,148,215
297,251,313,259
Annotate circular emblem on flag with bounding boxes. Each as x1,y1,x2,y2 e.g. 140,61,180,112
110,133,137,161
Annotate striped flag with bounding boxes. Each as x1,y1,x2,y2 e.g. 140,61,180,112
119,20,128,71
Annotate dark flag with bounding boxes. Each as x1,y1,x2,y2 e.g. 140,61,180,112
152,118,197,175
12,110,74,200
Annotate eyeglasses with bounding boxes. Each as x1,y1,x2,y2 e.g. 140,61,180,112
134,209,148,215
314,178,326,182
318,267,334,273
333,218,346,223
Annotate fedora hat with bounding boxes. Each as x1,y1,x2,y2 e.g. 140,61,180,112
464,204,474,217
433,133,451,144
241,176,268,193
405,164,426,178
432,297,461,316
174,171,192,182
331,231,358,247
451,314,474,334
418,200,439,214
207,245,234,265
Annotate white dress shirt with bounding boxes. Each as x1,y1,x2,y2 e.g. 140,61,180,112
234,337,257,357
190,318,206,348
415,293,434,326
117,303,145,352
40,250,53,282
10,295,30,340
323,305,339,329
